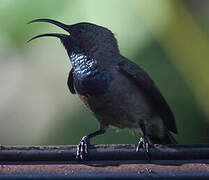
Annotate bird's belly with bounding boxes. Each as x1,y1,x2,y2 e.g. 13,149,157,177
95,93,153,129
79,71,154,129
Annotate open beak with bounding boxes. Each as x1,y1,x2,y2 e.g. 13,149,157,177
27,19,70,43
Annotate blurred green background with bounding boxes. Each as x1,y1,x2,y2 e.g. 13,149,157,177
1,0,209,145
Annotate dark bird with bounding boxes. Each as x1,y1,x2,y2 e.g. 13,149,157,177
28,19,178,160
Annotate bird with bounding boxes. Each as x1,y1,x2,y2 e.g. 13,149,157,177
28,19,178,160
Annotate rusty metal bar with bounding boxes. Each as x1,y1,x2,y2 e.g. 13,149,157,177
0,144,209,179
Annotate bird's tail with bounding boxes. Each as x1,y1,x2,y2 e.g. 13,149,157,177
149,130,177,144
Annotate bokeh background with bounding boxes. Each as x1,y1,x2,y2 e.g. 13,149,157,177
1,0,209,145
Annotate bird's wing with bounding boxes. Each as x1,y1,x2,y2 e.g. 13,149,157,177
118,60,177,134
67,68,76,94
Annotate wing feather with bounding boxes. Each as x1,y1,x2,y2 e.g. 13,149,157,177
67,68,76,94
118,60,177,134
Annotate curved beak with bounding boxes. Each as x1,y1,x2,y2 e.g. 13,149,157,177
27,19,70,43
27,33,68,43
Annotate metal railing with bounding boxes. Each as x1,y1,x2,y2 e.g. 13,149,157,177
0,144,209,179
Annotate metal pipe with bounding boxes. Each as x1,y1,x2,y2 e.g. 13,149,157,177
0,144,209,179
0,144,209,162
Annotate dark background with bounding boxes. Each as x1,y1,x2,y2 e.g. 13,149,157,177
1,0,209,145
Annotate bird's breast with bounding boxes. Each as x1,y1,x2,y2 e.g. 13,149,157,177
70,52,111,96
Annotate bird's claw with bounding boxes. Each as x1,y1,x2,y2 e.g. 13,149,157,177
76,136,89,160
136,136,150,160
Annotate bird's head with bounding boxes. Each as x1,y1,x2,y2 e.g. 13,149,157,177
28,19,119,58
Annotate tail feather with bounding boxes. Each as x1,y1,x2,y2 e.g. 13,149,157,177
149,131,177,144
166,131,177,144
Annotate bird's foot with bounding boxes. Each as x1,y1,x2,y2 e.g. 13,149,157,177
76,136,90,160
136,136,151,160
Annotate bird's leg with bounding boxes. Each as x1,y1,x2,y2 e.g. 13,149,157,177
76,124,107,160
136,121,151,160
